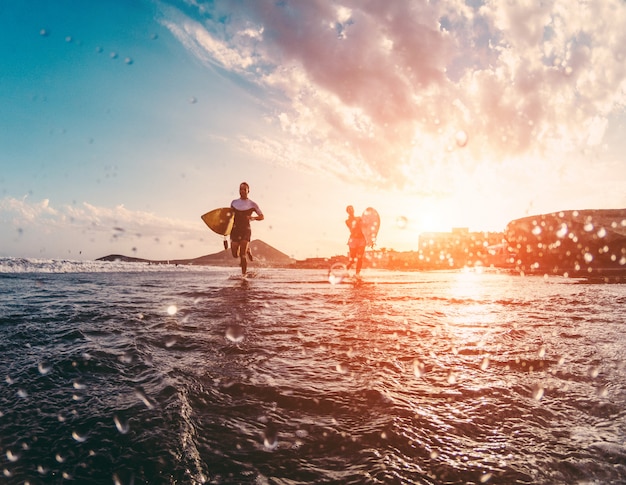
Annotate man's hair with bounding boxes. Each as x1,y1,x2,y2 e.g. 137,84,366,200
240,182,249,190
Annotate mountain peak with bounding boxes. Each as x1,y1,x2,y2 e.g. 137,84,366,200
97,239,294,266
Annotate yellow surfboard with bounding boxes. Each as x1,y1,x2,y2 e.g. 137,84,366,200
201,207,235,236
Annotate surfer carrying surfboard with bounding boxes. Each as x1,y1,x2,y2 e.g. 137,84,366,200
345,205,367,276
230,182,264,275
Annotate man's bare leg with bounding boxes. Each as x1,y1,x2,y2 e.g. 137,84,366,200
239,240,249,274
231,241,240,259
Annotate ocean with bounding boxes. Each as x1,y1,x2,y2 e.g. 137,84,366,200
1,258,625,484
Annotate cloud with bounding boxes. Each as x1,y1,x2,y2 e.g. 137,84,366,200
159,0,626,192
0,196,203,241
0,197,58,223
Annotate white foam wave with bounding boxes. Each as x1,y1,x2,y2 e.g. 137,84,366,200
0,257,219,274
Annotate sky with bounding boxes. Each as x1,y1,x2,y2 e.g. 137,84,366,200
1,0,625,261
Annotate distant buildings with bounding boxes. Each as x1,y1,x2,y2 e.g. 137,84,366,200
415,228,510,270
293,227,511,271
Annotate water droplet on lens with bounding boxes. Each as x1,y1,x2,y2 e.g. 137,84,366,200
38,362,52,374
73,380,86,389
226,324,244,343
189,96,198,104
480,472,493,483
447,371,456,384
396,215,408,229
6,450,19,462
262,423,278,450
39,28,49,37
556,223,568,238
119,352,133,364
480,356,490,370
72,430,87,442
583,252,593,263
114,415,130,434
124,57,133,65
455,130,468,147
135,387,155,409
167,305,177,315
110,52,118,59
413,359,425,378
589,366,600,378
532,383,544,400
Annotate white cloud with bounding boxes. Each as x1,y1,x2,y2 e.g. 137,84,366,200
159,0,626,195
0,197,58,223
0,197,203,240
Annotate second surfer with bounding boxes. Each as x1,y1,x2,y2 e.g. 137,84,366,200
230,182,264,275
345,205,366,276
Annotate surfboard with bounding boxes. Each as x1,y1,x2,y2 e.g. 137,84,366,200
201,207,234,236
361,207,380,247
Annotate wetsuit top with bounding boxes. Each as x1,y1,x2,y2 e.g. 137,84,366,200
230,198,263,240
346,216,366,248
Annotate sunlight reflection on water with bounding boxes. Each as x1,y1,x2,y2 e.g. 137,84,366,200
0,268,624,484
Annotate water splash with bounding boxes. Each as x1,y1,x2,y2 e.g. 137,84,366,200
328,262,348,284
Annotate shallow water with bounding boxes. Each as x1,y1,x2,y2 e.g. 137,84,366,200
1,260,625,484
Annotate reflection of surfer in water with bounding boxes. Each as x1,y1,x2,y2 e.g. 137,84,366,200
345,205,366,276
230,182,264,275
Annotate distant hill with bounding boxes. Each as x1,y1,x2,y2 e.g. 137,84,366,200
97,239,295,267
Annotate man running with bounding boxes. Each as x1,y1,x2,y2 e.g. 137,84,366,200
230,182,264,275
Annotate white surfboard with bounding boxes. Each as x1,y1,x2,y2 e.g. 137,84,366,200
361,207,380,247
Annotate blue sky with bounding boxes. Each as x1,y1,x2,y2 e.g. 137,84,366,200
1,0,625,261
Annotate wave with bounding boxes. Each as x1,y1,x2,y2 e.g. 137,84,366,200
0,257,223,274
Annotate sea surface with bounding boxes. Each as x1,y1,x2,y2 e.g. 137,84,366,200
1,258,625,484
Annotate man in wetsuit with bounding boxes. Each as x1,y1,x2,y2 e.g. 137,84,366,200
345,205,366,276
230,182,264,275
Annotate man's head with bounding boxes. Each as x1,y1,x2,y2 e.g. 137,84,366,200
239,182,250,199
